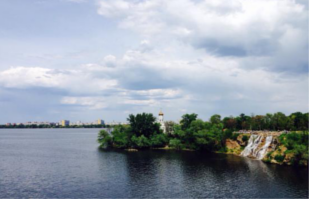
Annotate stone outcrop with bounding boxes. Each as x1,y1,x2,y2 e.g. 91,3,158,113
226,139,240,149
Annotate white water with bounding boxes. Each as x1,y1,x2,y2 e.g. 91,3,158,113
241,135,274,160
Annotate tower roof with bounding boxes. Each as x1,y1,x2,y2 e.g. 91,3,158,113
159,110,164,116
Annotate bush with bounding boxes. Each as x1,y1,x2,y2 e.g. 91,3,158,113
150,133,168,147
267,151,274,158
231,133,239,140
274,155,285,162
265,158,271,163
111,127,130,148
97,130,112,149
242,135,249,142
169,138,184,150
131,135,151,148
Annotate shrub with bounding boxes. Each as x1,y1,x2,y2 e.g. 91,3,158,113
111,127,130,148
97,130,112,149
274,155,285,162
169,138,184,150
242,135,249,142
265,158,271,163
131,135,151,148
231,133,239,140
267,151,274,158
150,133,168,147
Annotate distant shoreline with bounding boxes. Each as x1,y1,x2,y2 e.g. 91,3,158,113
0,126,111,129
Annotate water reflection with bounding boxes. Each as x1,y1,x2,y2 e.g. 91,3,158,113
117,150,308,198
0,129,308,199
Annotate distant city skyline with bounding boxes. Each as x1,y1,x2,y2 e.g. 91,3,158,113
0,0,308,124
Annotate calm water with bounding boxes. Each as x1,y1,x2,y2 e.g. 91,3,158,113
0,129,308,199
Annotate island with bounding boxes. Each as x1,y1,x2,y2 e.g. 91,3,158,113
98,111,309,166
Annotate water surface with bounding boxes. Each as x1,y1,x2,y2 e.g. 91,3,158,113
0,129,308,198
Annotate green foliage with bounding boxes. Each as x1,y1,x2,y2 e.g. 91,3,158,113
131,135,151,148
193,129,217,150
274,155,285,162
230,133,239,140
223,129,233,139
210,114,221,124
127,113,161,138
150,133,168,147
97,130,112,149
98,113,167,149
279,132,308,150
97,111,309,164
169,138,184,150
111,126,130,148
265,158,271,163
180,113,198,130
220,112,309,131
242,135,249,142
278,132,309,165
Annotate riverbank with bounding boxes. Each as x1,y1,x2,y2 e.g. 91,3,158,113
117,131,308,167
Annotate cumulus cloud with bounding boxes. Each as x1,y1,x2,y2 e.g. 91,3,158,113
0,0,308,122
97,0,308,72
0,66,117,95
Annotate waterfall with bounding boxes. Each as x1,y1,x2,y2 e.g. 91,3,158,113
240,134,274,160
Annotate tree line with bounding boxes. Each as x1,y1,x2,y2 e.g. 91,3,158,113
97,112,308,165
216,112,308,131
0,124,114,129
98,111,309,150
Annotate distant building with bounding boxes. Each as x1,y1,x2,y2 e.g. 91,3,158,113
60,120,70,126
97,119,105,125
158,110,166,133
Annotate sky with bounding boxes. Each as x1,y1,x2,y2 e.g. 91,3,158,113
0,0,308,123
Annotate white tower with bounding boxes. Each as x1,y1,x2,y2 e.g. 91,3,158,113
158,110,166,133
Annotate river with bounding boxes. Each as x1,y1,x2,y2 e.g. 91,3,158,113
0,129,308,198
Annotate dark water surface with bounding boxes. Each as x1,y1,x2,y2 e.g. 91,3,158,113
0,129,308,199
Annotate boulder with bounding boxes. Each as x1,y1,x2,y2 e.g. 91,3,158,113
226,139,240,149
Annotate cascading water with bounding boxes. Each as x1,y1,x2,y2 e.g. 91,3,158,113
241,134,274,160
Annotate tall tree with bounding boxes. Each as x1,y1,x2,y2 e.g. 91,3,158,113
223,117,237,130
180,113,198,130
273,112,288,130
210,114,221,124
127,113,161,138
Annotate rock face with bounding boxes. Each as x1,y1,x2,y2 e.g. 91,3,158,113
226,139,240,149
236,134,248,146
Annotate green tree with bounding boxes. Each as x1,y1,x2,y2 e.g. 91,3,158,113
97,130,112,149
127,113,161,138
273,112,288,130
289,112,305,130
111,126,130,148
210,114,221,124
150,133,168,147
169,138,184,150
131,135,151,148
180,113,198,130
223,117,236,130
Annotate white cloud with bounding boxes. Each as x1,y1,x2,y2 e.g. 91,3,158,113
0,66,118,94
97,0,308,72
0,0,308,122
61,96,107,109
